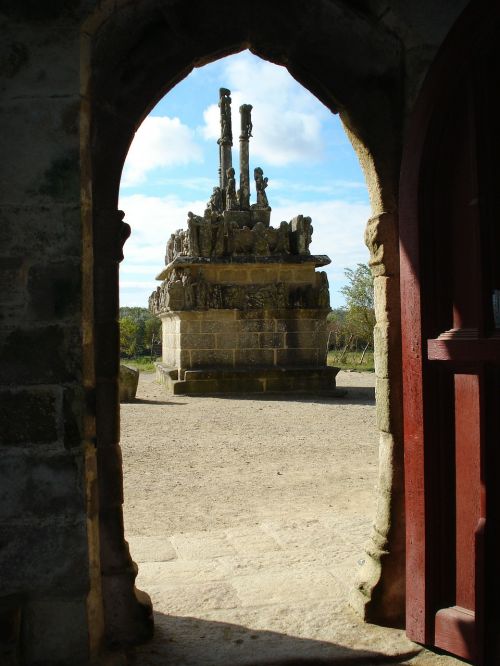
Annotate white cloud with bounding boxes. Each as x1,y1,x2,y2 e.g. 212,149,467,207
271,199,371,287
201,54,329,167
121,116,203,187
270,179,367,196
153,176,215,192
269,197,371,308
118,193,371,308
118,193,207,306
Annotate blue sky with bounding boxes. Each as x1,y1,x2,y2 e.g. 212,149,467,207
119,51,371,308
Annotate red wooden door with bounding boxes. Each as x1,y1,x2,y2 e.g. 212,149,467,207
400,3,500,664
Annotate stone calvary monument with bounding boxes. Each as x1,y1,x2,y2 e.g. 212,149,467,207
149,88,339,394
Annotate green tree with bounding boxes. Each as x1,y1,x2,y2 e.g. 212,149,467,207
119,317,139,357
326,308,348,350
341,263,375,349
118,307,161,357
143,317,161,359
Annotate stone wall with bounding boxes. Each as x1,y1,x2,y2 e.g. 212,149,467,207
160,309,329,370
0,10,102,666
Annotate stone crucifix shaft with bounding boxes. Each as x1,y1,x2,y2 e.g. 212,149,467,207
239,103,253,210
218,88,233,192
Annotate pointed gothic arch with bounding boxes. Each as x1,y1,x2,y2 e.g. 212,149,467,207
82,0,406,645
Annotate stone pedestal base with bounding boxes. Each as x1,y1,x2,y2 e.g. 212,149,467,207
160,308,331,370
156,363,340,395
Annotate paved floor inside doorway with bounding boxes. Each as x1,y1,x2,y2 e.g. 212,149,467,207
121,372,463,666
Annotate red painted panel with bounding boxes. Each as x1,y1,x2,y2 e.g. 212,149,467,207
427,337,500,363
399,4,500,662
454,374,482,611
400,183,428,643
435,606,476,661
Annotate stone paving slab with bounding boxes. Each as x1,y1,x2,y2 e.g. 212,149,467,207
225,526,282,555
231,562,343,608
138,559,229,585
171,531,238,560
145,580,240,615
129,519,464,666
127,535,178,563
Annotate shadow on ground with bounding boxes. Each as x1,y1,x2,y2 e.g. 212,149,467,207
127,613,421,666
131,398,187,405
202,387,375,407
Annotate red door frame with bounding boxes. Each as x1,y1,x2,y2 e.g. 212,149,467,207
400,2,500,663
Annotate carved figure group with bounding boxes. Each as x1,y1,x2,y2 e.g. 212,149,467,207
165,213,314,264
150,268,330,315
254,167,269,208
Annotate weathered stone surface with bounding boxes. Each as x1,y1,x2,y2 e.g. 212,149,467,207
100,571,153,647
0,205,82,260
27,260,81,322
0,325,82,385
364,212,399,277
350,430,405,627
156,363,340,395
22,598,89,666
0,388,59,446
0,520,89,596
0,450,84,520
119,365,139,403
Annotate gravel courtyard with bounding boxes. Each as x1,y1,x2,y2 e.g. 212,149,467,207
121,371,462,666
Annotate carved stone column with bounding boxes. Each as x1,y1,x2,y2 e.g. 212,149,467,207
239,104,252,210
94,209,153,646
217,88,233,196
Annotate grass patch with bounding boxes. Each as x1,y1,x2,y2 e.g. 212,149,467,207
327,350,375,372
121,357,159,373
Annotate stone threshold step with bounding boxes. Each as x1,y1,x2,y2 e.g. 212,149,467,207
156,363,342,396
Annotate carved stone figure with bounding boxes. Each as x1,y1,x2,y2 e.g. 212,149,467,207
207,186,223,214
275,221,291,254
254,167,269,207
226,167,238,210
193,270,207,308
173,229,184,256
182,269,194,309
166,233,176,263
317,271,330,308
187,213,200,256
291,215,313,254
219,88,232,143
181,230,190,255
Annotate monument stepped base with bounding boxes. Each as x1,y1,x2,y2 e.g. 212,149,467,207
156,363,341,396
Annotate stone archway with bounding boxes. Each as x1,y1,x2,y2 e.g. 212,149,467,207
82,0,406,644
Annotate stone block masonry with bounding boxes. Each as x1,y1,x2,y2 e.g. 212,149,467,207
160,309,329,370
